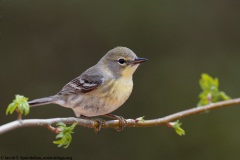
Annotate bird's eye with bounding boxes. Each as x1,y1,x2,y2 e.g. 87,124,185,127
118,59,125,64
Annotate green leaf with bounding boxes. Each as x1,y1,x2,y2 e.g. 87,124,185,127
6,95,30,116
219,91,231,100
136,116,145,122
56,122,67,128
169,120,185,136
53,122,78,148
198,73,231,106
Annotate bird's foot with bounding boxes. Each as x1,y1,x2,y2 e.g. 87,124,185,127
104,114,127,132
93,118,105,134
79,115,105,134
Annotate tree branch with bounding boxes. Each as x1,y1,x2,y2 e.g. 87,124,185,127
1,98,240,135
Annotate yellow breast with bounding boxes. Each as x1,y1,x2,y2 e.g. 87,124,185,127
101,76,133,110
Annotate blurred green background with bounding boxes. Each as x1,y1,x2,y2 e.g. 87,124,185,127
1,0,240,159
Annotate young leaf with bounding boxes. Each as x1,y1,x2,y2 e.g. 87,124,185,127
6,95,30,116
198,74,231,106
135,116,145,122
169,120,185,136
53,122,78,148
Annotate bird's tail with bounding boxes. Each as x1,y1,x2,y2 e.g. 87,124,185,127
28,96,55,107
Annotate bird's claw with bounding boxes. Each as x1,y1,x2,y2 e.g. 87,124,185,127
114,115,127,132
93,118,105,134
104,114,127,132
79,115,105,134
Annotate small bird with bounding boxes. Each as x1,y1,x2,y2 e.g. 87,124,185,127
28,47,147,123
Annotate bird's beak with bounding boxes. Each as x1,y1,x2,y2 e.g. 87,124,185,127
132,57,148,65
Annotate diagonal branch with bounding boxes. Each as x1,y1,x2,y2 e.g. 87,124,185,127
1,98,240,135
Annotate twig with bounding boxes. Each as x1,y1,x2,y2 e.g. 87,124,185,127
45,124,62,133
1,98,240,135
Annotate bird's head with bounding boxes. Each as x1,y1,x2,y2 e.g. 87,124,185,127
99,47,147,78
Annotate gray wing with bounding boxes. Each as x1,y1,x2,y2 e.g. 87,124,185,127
58,74,103,95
